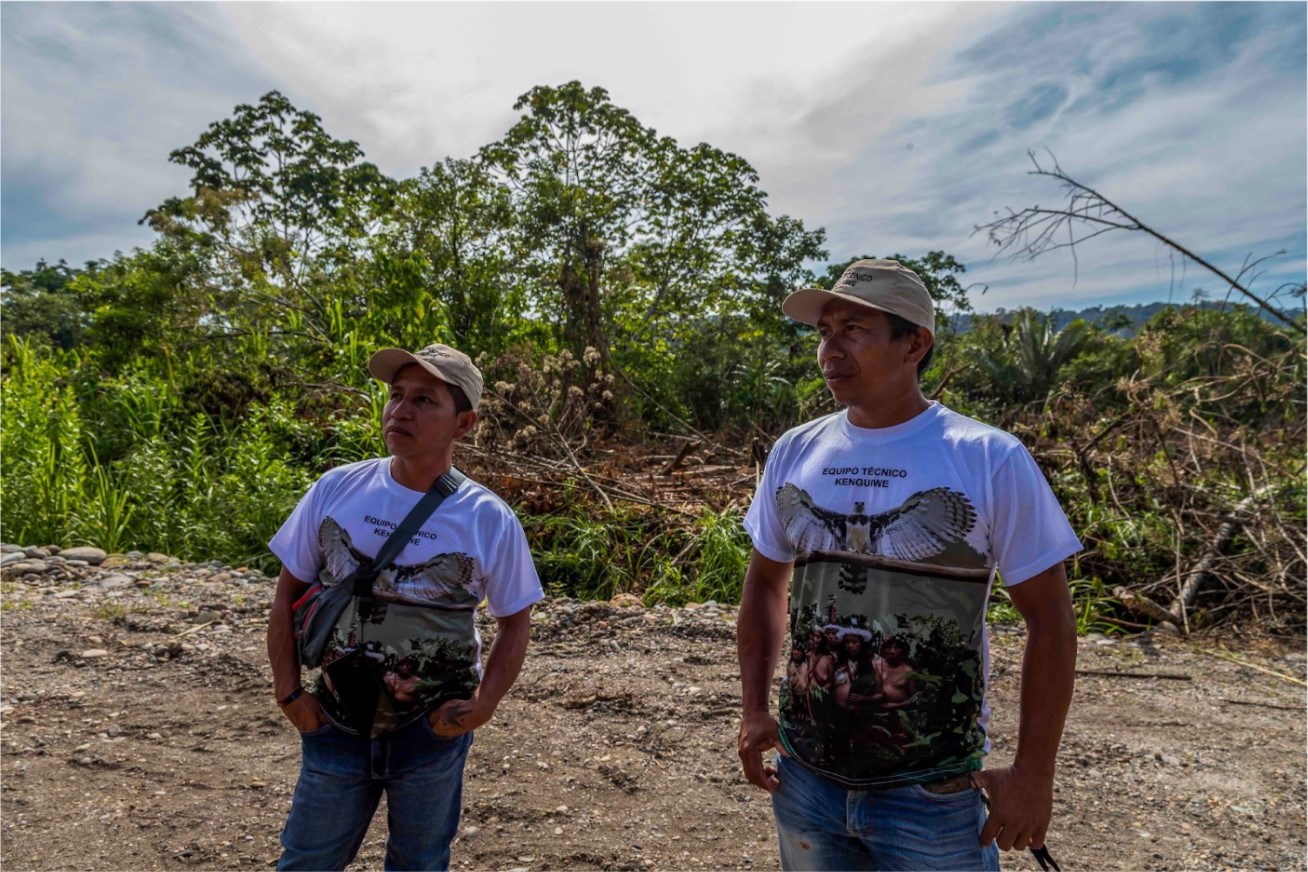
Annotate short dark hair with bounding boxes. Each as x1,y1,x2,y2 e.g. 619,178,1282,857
446,383,473,414
886,313,935,378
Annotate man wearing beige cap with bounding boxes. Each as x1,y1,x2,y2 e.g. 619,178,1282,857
736,260,1080,870
266,343,543,870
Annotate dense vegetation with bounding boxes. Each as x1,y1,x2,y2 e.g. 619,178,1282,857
3,85,1304,634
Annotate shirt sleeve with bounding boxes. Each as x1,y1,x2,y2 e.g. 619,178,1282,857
482,508,544,618
743,441,796,564
268,479,326,585
988,444,1083,586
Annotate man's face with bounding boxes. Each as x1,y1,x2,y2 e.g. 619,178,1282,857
883,641,906,665
382,365,476,465
843,635,863,658
816,299,926,408
825,628,840,648
809,628,824,651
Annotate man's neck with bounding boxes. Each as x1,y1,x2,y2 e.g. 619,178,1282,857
844,385,930,430
389,455,453,492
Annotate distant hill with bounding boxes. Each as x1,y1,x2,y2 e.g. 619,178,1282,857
949,300,1305,335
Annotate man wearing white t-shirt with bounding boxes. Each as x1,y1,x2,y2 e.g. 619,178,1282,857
736,259,1080,871
265,343,543,871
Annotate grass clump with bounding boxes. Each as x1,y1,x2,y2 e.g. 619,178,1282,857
524,505,751,606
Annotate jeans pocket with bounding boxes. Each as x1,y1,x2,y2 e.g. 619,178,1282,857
908,780,978,803
298,721,334,737
918,773,974,795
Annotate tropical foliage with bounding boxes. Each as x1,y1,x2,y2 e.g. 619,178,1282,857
3,85,1303,632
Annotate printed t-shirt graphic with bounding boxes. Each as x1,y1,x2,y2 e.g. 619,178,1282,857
744,403,1082,789
315,516,481,732
269,458,544,736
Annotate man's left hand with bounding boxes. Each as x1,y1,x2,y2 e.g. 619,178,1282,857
428,697,493,738
972,765,1054,852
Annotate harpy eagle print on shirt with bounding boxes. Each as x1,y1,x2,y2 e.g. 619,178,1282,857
775,484,978,561
318,517,479,609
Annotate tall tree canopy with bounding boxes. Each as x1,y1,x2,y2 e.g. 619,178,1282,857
480,82,826,371
140,90,395,355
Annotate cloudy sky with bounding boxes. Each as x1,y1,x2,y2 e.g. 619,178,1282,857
3,2,1304,312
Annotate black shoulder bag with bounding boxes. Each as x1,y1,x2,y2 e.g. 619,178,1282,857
292,467,466,669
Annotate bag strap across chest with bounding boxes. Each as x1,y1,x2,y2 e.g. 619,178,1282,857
352,466,467,602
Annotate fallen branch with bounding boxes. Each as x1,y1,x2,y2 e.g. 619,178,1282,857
1074,669,1192,681
659,440,700,475
1169,489,1270,625
173,621,215,638
1219,698,1305,711
481,471,696,518
1201,648,1307,687
1113,586,1179,632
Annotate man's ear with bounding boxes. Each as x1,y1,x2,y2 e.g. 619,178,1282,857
905,328,933,365
453,410,478,440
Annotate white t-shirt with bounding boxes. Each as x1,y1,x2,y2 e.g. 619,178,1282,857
744,402,1081,787
270,457,543,733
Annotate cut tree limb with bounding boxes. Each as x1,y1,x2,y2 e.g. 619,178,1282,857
659,440,700,475
1168,489,1270,626
1075,669,1192,681
1114,586,1179,632
1202,647,1307,686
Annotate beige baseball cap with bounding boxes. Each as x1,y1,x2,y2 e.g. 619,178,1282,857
367,343,484,410
782,259,934,333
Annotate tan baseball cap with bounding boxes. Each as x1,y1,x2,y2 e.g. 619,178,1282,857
782,259,934,333
367,343,484,410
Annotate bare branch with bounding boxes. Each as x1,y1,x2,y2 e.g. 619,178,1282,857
974,152,1304,333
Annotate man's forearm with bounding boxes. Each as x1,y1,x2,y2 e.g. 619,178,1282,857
737,556,790,714
267,569,307,700
473,608,532,713
1014,600,1077,777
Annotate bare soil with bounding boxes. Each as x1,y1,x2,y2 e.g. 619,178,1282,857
2,554,1305,871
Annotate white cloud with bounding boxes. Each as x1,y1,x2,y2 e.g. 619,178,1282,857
799,3,1307,310
1,4,277,265
3,1,1303,314
214,2,992,174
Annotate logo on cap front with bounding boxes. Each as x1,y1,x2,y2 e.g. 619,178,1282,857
837,269,877,289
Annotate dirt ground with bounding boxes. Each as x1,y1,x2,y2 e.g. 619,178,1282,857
1,551,1305,871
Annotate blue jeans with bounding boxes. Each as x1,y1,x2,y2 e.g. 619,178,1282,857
771,756,1001,871
278,717,473,871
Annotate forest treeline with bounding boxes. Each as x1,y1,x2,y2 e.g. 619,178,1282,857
2,84,1304,633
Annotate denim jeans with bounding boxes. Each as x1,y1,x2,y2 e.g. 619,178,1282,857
277,716,473,871
771,756,1001,871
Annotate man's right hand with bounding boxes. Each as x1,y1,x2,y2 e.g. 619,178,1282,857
281,691,328,733
738,710,786,793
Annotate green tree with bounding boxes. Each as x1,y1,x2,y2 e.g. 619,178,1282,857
948,309,1094,415
480,82,653,364
481,81,825,375
69,245,206,370
374,158,522,354
0,259,92,350
141,90,395,357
